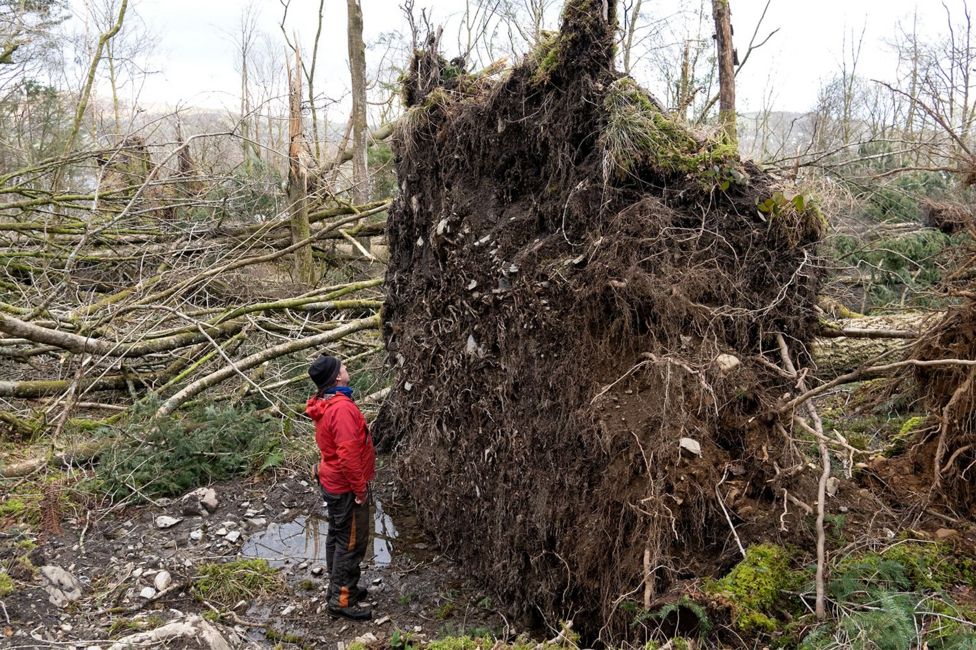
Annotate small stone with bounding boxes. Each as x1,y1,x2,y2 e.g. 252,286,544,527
413,626,423,633
372,577,382,585
826,476,840,497
131,567,143,578
225,530,241,543
281,605,296,616
935,528,958,540
139,586,156,599
243,509,259,518
60,623,72,632
154,570,172,591
155,516,182,530
196,488,219,512
189,529,203,542
163,540,177,550
715,353,741,375
245,518,267,529
297,561,309,570
40,566,82,608
215,528,228,536
679,437,702,457
355,632,379,644
310,566,324,576
375,616,391,625
221,521,238,529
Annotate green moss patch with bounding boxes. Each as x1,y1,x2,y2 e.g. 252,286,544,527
707,544,804,633
0,571,14,597
601,78,738,181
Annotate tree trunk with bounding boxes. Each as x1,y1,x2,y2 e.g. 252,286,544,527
347,0,370,252
288,48,316,285
711,0,737,144
812,312,941,379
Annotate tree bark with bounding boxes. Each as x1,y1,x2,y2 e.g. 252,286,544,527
347,0,371,251
711,0,737,143
288,47,316,285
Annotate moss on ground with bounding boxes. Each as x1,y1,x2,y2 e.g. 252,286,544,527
426,636,493,650
707,544,805,633
0,496,28,518
0,571,14,597
108,614,165,638
833,541,976,595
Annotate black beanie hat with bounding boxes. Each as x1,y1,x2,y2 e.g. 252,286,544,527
309,355,341,389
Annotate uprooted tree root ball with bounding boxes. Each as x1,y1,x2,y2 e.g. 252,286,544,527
377,0,825,641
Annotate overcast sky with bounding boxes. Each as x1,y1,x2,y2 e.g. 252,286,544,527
73,0,946,116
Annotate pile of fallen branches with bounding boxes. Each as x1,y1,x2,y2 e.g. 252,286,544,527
0,131,389,462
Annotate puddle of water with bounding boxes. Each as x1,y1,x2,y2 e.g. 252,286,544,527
241,497,399,569
373,497,398,567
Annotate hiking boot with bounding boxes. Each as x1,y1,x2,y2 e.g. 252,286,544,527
352,586,369,604
328,603,372,621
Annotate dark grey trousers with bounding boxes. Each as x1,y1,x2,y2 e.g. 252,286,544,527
321,489,370,608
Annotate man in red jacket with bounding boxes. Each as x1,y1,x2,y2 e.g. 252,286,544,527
307,354,376,621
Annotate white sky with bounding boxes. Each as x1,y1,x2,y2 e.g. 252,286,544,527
73,0,947,116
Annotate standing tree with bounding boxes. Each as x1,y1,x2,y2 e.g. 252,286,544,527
711,0,736,143
347,0,370,251
288,47,315,285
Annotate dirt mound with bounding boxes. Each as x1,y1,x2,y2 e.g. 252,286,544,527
377,0,823,639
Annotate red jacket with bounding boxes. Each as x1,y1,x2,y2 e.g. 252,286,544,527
307,393,375,499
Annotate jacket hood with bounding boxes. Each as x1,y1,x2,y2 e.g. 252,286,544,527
306,396,330,421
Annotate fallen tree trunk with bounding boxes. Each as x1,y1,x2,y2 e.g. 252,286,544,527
812,311,941,379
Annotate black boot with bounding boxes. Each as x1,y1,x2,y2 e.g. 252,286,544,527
352,586,369,604
328,601,372,621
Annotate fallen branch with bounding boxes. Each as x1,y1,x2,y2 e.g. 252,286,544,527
779,357,976,415
776,333,829,620
816,326,919,339
154,315,380,418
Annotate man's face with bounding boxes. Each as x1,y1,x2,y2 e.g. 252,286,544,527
336,363,350,386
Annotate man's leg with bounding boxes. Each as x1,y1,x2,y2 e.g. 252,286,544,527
322,490,352,604
345,499,370,597
324,501,338,575
329,498,371,617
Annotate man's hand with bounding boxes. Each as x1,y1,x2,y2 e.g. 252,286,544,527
355,494,366,505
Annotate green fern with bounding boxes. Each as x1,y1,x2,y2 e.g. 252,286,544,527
839,591,917,650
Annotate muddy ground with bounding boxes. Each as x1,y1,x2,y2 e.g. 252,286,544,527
0,458,509,649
